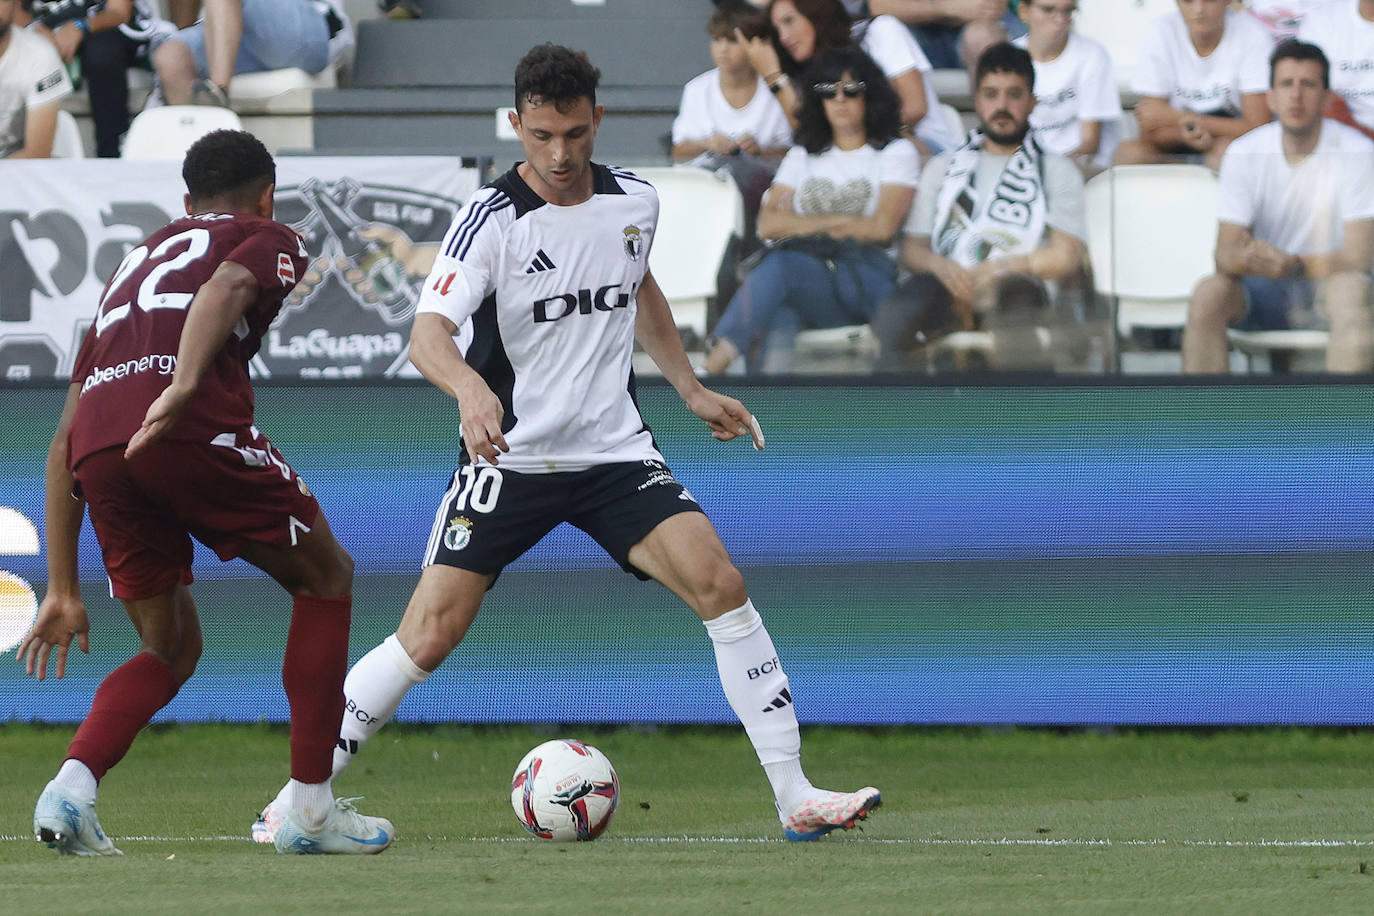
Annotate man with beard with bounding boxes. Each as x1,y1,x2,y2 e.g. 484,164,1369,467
1183,40,1374,374
871,41,1087,370
0,0,71,157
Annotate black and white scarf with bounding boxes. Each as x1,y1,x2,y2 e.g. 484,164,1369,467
932,128,1048,268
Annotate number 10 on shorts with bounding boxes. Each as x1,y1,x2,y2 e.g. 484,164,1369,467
453,465,502,514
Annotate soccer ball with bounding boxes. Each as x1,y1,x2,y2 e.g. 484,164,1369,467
510,739,620,841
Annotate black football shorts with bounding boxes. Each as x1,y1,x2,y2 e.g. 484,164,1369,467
422,459,705,580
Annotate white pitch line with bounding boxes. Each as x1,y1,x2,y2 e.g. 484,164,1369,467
4,834,1373,848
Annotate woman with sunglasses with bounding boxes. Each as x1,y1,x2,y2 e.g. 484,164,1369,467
703,47,919,374
739,0,960,154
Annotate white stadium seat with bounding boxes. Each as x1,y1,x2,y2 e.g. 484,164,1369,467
1084,164,1219,340
121,105,244,160
635,165,744,341
1075,0,1176,95
52,109,85,158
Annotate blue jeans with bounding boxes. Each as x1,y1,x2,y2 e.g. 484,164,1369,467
174,0,331,77
713,247,897,373
913,10,1027,70
1239,275,1319,331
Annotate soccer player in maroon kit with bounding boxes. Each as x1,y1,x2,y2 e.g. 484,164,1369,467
17,130,393,856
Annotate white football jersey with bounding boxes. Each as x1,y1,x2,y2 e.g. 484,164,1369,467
415,163,665,473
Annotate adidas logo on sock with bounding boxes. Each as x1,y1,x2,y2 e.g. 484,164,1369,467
337,737,359,754
762,688,792,713
525,249,557,273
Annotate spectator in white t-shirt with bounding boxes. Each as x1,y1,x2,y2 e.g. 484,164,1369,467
703,46,919,374
1114,0,1272,170
1184,40,1374,373
1242,0,1329,42
1298,0,1374,141
673,1,793,162
1012,0,1122,174
0,0,71,157
739,0,959,153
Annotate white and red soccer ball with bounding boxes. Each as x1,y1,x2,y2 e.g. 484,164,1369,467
510,739,620,841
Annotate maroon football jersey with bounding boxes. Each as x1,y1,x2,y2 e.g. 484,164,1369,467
68,212,307,468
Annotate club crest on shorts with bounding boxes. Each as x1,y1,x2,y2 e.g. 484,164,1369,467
296,476,312,498
622,225,643,261
444,515,473,551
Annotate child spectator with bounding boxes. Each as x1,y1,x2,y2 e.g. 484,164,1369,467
1013,0,1122,173
673,0,793,164
1114,0,1271,171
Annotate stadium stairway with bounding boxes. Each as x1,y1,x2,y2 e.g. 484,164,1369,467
311,14,712,164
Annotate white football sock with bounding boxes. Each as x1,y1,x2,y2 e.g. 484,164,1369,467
332,633,429,779
285,778,333,832
703,600,815,816
55,758,97,801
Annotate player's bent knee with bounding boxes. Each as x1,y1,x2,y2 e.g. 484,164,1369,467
692,561,749,618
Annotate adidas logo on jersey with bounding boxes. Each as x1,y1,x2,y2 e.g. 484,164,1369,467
525,249,557,274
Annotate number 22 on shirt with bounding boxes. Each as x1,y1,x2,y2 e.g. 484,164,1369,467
94,228,212,336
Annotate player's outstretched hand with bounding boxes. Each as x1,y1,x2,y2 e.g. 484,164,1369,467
686,387,765,450
456,378,511,465
16,591,90,681
125,383,193,459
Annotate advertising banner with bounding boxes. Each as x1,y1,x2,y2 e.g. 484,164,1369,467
0,157,480,380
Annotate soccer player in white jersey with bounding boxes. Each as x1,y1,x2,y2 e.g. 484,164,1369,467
1183,39,1374,373
252,43,881,843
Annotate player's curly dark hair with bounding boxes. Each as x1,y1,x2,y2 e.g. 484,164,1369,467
794,46,902,154
514,43,601,113
182,129,275,206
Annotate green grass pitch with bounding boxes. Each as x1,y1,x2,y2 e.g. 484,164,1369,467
4,725,1374,914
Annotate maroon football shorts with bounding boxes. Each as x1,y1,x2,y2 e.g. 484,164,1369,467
75,428,320,600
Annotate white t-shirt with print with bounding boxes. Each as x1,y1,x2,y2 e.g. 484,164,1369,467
1299,2,1374,132
1217,118,1374,255
771,138,920,255
1132,7,1271,116
1013,32,1123,169
856,14,960,151
1243,0,1334,41
0,26,73,158
671,68,794,149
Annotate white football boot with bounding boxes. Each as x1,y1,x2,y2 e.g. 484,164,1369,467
273,796,394,855
782,786,881,841
33,780,123,856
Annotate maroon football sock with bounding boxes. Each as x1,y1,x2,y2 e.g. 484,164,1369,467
66,652,181,781
284,594,351,784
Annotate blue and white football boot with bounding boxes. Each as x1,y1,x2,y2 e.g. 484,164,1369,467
34,779,123,856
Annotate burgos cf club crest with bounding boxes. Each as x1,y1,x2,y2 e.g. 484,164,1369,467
623,225,643,261
444,515,474,552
